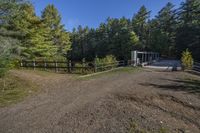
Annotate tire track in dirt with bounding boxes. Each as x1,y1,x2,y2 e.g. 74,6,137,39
159,94,200,111
115,93,200,130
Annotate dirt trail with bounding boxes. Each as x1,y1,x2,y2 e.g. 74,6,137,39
0,69,200,133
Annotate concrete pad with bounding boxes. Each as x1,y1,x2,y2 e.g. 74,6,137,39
143,60,182,71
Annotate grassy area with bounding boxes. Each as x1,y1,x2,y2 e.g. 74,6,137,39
129,121,169,133
19,68,63,76
19,68,80,77
0,73,39,107
78,67,142,80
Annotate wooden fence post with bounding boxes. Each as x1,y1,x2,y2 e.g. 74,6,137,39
33,60,36,70
82,58,85,74
44,60,47,71
67,61,69,73
94,60,97,73
142,53,144,63
55,61,58,72
68,60,72,73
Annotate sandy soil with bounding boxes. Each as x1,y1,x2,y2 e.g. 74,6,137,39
0,69,200,133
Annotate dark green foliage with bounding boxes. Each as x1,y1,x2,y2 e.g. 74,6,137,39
0,35,20,77
0,1,72,76
70,1,199,62
0,58,9,77
0,1,71,60
176,0,200,61
132,6,150,50
149,2,177,56
0,0,25,77
70,18,139,61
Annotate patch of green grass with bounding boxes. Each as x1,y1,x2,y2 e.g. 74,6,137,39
19,69,59,76
129,121,169,133
110,67,141,73
158,127,169,133
129,122,147,133
19,69,79,78
78,67,142,80
0,74,39,107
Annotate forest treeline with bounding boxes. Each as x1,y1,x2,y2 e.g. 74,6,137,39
0,0,200,64
70,0,200,61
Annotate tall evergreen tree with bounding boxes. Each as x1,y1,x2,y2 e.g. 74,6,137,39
41,4,71,58
132,5,150,50
176,0,200,60
95,22,109,58
0,0,27,76
0,0,26,59
11,4,57,59
107,17,137,60
149,2,177,56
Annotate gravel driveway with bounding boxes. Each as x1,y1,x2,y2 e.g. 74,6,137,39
0,69,200,133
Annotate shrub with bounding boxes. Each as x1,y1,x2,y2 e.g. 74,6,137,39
0,58,10,78
0,36,20,77
181,49,193,70
95,55,117,66
0,68,7,78
94,55,118,72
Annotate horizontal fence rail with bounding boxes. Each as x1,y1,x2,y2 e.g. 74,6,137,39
20,60,95,74
95,60,125,72
20,60,129,74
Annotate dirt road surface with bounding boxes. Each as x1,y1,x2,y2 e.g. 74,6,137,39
0,69,200,133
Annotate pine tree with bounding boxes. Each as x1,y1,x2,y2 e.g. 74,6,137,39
176,0,200,60
95,23,109,58
11,4,57,59
150,2,177,56
148,21,169,55
0,0,25,59
0,0,26,76
41,4,71,58
132,5,150,50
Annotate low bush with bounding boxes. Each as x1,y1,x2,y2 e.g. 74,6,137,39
181,49,193,70
0,58,10,78
94,55,118,72
95,55,117,66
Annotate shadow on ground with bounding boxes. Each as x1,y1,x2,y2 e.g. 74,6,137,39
140,78,200,95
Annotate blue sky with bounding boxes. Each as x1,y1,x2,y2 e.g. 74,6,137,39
31,0,184,31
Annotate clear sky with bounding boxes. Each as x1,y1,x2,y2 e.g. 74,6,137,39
31,0,184,31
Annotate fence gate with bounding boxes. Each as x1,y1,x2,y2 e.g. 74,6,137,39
131,51,160,66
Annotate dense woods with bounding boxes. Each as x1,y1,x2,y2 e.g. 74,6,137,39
0,0,200,73
0,0,71,61
70,0,200,61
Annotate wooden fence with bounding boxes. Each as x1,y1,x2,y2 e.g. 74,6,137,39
20,60,127,74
